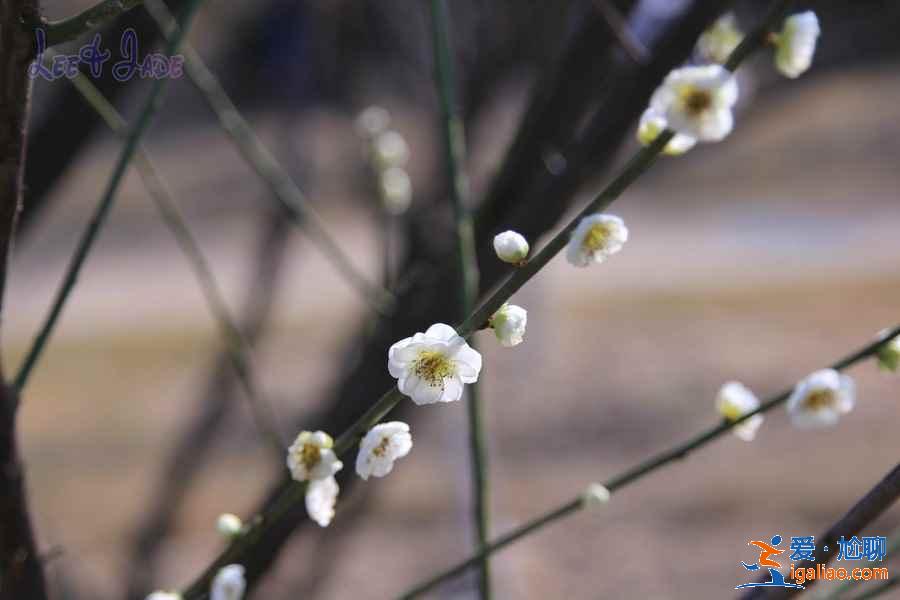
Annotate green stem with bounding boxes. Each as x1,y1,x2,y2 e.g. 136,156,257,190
13,0,206,392
142,0,394,316
39,0,144,47
177,1,796,592
55,52,285,453
399,326,900,598
428,0,491,596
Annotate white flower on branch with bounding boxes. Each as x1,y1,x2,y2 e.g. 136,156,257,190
773,12,820,79
636,107,697,156
715,381,764,441
566,214,629,267
306,476,339,527
380,167,413,215
388,323,482,405
648,64,738,142
211,564,245,600
355,106,391,138
581,483,611,507
877,332,900,372
787,369,855,429
146,593,181,600
216,513,243,538
372,130,410,169
493,230,530,264
356,421,413,480
489,303,527,347
287,431,343,482
697,13,743,65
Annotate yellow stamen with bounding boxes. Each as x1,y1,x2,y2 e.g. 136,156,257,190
680,86,713,115
582,223,612,252
300,443,321,471
413,350,455,387
803,390,835,412
372,437,390,458
720,403,743,422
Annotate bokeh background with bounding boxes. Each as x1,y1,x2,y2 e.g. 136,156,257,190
10,0,900,598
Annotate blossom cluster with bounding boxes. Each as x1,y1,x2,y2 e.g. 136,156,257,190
273,12,827,531
638,11,821,155
716,367,859,443
356,106,414,215
139,9,900,600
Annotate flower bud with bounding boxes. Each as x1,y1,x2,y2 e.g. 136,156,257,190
878,334,900,372
696,13,743,65
492,230,529,264
773,11,820,79
216,513,243,537
581,483,611,507
380,167,412,215
372,130,410,169
489,303,527,348
355,106,390,138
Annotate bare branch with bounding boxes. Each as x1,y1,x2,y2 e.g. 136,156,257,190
39,0,144,47
741,461,900,599
0,0,47,596
13,0,207,392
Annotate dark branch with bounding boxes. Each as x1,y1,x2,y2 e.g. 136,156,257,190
125,211,291,600
742,460,900,599
0,0,47,597
39,0,144,47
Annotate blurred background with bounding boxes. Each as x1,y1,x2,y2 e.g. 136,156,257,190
10,0,900,598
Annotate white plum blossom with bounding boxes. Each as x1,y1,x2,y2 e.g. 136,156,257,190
380,167,413,215
581,483,611,508
493,230,530,264
216,513,243,537
696,13,743,64
306,476,339,527
211,564,245,600
715,381,764,441
287,431,343,482
146,593,181,600
356,421,413,480
773,12,820,79
355,106,391,138
566,214,628,268
648,64,738,142
388,323,482,405
636,107,697,156
877,332,900,372
489,303,527,348
786,369,855,429
372,130,410,169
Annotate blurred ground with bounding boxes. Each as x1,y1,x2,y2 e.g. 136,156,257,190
7,51,900,599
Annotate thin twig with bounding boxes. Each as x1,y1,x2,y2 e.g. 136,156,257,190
142,0,394,316
52,48,285,452
742,456,900,599
38,0,145,47
176,2,793,594
428,0,491,597
591,0,650,64
125,213,291,600
13,0,208,393
400,326,900,598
